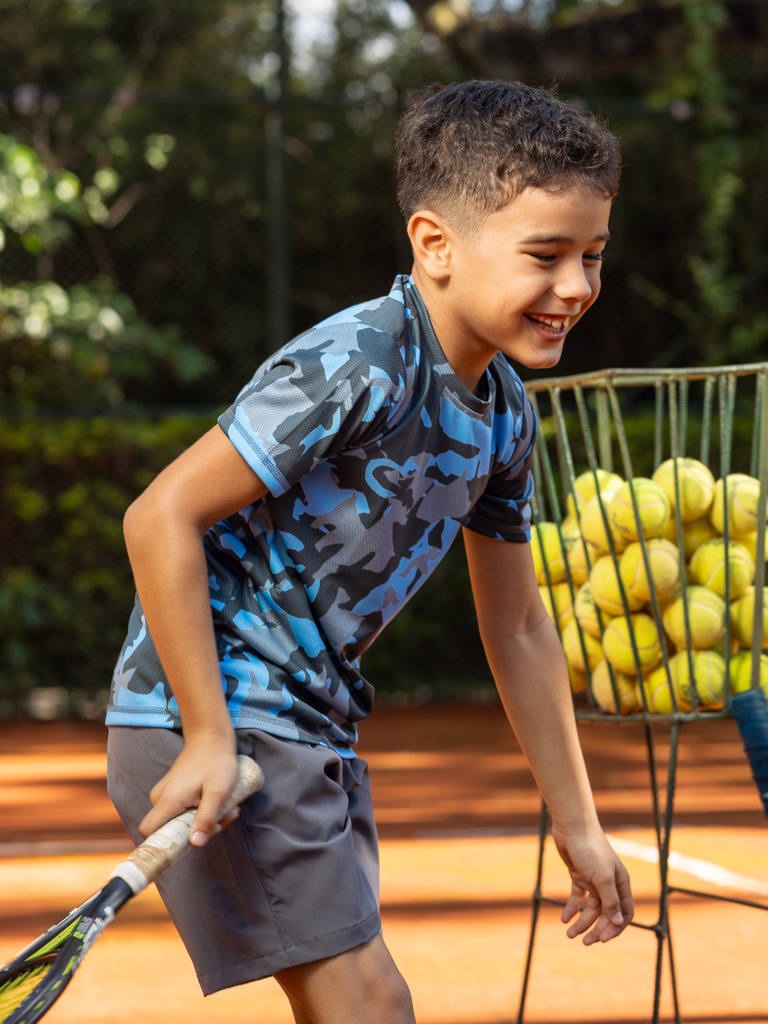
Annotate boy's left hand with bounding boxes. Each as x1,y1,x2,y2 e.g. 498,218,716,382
551,823,634,945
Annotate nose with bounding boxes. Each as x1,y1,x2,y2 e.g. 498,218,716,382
554,258,595,307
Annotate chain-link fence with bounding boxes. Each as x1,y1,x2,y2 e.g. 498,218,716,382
2,86,767,410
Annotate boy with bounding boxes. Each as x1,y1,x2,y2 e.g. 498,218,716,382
107,80,633,1022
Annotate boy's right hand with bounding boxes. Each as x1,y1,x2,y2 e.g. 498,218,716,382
138,730,240,847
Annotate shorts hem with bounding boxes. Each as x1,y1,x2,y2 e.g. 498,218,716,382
197,908,382,995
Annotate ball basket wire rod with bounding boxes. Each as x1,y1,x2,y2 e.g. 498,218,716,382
516,363,768,1024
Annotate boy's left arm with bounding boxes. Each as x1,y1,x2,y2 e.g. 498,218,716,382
463,527,634,944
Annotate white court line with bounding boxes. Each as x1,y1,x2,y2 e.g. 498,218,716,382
608,835,768,897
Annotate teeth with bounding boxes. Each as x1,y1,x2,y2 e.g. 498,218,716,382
529,314,568,333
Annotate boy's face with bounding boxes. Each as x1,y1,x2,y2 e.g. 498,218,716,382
410,186,612,385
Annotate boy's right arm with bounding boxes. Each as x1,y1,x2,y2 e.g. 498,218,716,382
122,425,269,846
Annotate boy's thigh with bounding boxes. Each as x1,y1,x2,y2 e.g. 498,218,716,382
107,726,381,994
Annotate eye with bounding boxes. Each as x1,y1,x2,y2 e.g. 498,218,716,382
584,252,605,263
530,253,556,263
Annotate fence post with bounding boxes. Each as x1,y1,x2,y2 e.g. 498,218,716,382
265,0,291,350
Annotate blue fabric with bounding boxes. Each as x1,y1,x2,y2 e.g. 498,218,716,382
729,688,768,821
107,275,537,753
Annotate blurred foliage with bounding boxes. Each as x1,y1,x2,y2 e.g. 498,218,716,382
0,413,214,708
0,130,214,408
632,0,768,367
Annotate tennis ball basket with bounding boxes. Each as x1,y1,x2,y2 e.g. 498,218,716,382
517,362,768,1024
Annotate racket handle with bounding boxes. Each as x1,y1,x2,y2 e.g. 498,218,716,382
110,754,263,894
729,688,768,822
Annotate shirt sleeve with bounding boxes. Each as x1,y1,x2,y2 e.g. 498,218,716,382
218,329,406,496
461,390,537,543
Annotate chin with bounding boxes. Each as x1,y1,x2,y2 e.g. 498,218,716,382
513,346,564,371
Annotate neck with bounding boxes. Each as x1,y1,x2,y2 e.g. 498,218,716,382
410,265,495,396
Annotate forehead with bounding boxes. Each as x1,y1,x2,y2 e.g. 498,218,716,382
482,187,612,242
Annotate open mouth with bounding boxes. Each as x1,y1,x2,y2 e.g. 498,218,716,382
525,313,571,335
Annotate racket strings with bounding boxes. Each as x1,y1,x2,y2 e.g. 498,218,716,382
0,961,54,1022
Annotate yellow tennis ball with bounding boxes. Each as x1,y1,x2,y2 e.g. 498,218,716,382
729,651,768,698
568,662,589,695
574,581,613,638
609,478,671,542
740,527,768,564
662,585,726,649
661,513,720,560
652,458,715,523
690,538,755,600
590,659,640,714
580,492,629,554
619,538,681,604
561,617,604,673
566,469,624,518
710,474,764,539
730,586,768,649
539,582,575,632
641,650,725,712
590,555,644,616
642,660,688,713
602,612,662,676
530,522,567,586
565,535,601,587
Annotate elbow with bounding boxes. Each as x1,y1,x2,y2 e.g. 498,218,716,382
123,492,159,561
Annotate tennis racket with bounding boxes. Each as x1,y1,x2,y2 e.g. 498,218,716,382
0,754,263,1024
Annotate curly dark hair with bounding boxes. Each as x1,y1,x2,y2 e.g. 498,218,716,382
395,80,621,234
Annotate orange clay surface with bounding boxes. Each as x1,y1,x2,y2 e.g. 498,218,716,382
1,705,767,1023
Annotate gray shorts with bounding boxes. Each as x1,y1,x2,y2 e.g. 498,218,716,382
107,727,381,994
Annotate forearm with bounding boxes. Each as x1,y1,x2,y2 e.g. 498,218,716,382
124,495,233,743
485,615,598,831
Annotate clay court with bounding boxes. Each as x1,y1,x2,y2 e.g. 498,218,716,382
2,703,767,1023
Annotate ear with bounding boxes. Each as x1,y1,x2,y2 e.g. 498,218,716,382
407,209,454,282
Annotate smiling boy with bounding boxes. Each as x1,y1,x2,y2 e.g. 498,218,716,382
106,80,633,1023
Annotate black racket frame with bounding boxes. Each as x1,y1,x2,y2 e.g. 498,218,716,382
1,877,133,1024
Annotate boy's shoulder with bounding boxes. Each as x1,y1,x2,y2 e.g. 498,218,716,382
258,276,413,387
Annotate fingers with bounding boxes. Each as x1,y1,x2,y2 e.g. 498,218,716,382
190,782,241,846
562,865,634,945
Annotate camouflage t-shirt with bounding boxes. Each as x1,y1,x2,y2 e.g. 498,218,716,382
106,275,537,753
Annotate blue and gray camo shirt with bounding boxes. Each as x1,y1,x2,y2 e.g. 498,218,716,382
106,275,537,753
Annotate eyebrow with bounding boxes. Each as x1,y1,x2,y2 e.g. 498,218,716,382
520,233,611,244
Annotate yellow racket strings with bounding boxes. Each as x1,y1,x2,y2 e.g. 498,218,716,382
0,962,52,1022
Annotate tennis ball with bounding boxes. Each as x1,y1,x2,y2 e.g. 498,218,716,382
730,586,768,649
539,582,575,632
642,660,688,713
609,478,671,542
568,662,589,695
566,469,624,518
566,535,602,587
728,651,768,698
662,585,726,649
590,555,644,616
652,458,715,522
619,538,681,604
710,474,764,539
642,651,725,712
580,492,629,554
741,527,768,564
590,659,640,714
661,513,720,560
561,617,604,673
690,538,755,600
574,581,612,638
530,522,567,586
602,612,663,676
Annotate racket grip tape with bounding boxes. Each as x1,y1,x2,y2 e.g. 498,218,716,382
110,754,263,894
728,688,768,822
